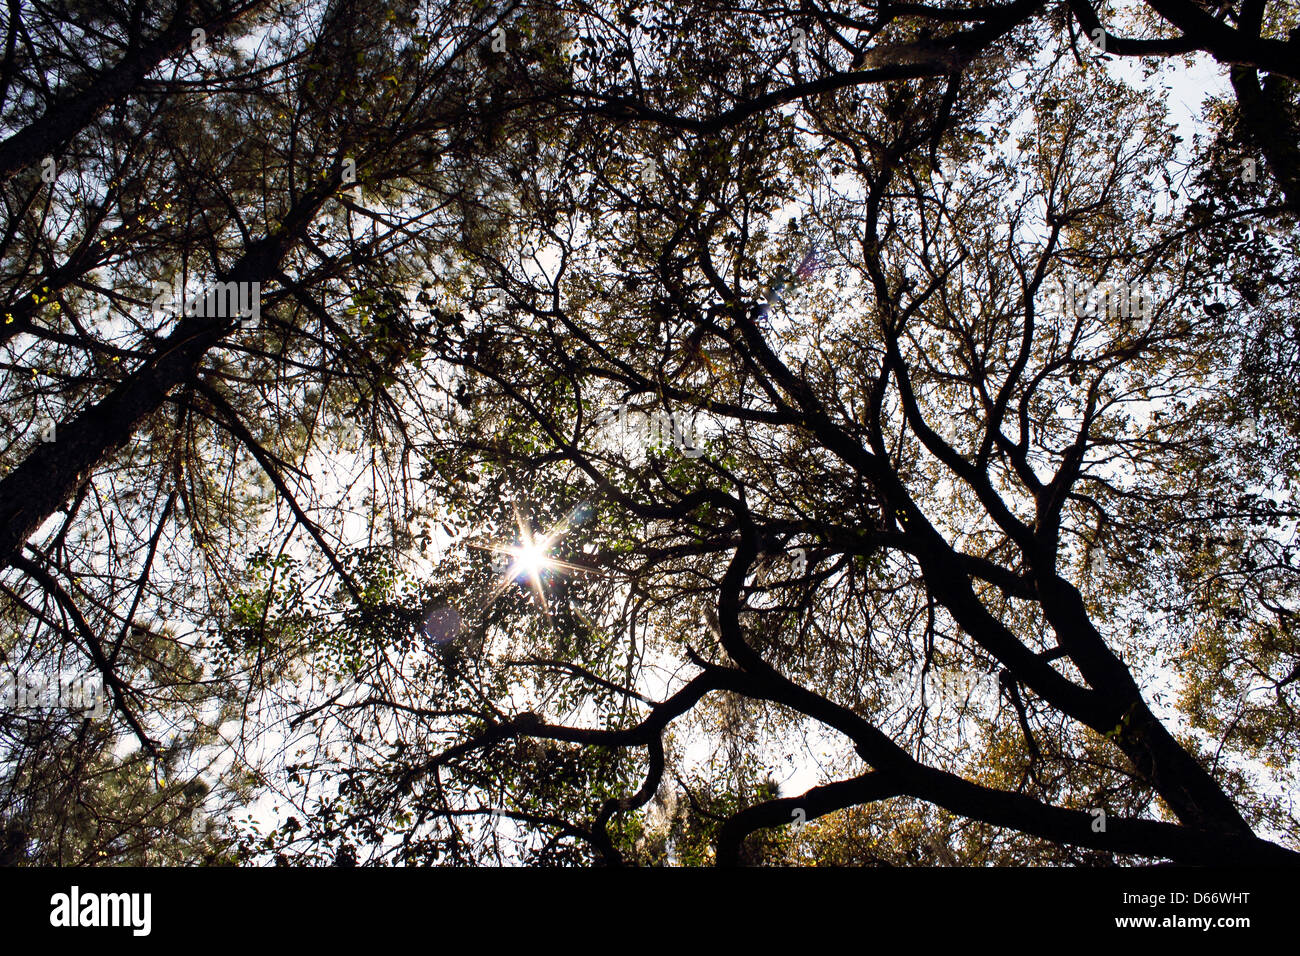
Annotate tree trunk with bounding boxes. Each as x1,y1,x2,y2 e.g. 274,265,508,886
0,187,330,569
0,1,263,182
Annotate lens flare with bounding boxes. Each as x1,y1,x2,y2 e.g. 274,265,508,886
469,501,598,615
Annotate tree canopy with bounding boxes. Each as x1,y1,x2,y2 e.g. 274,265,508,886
1,0,1298,866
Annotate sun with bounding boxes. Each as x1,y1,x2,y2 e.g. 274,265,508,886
508,538,553,580
469,502,598,615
